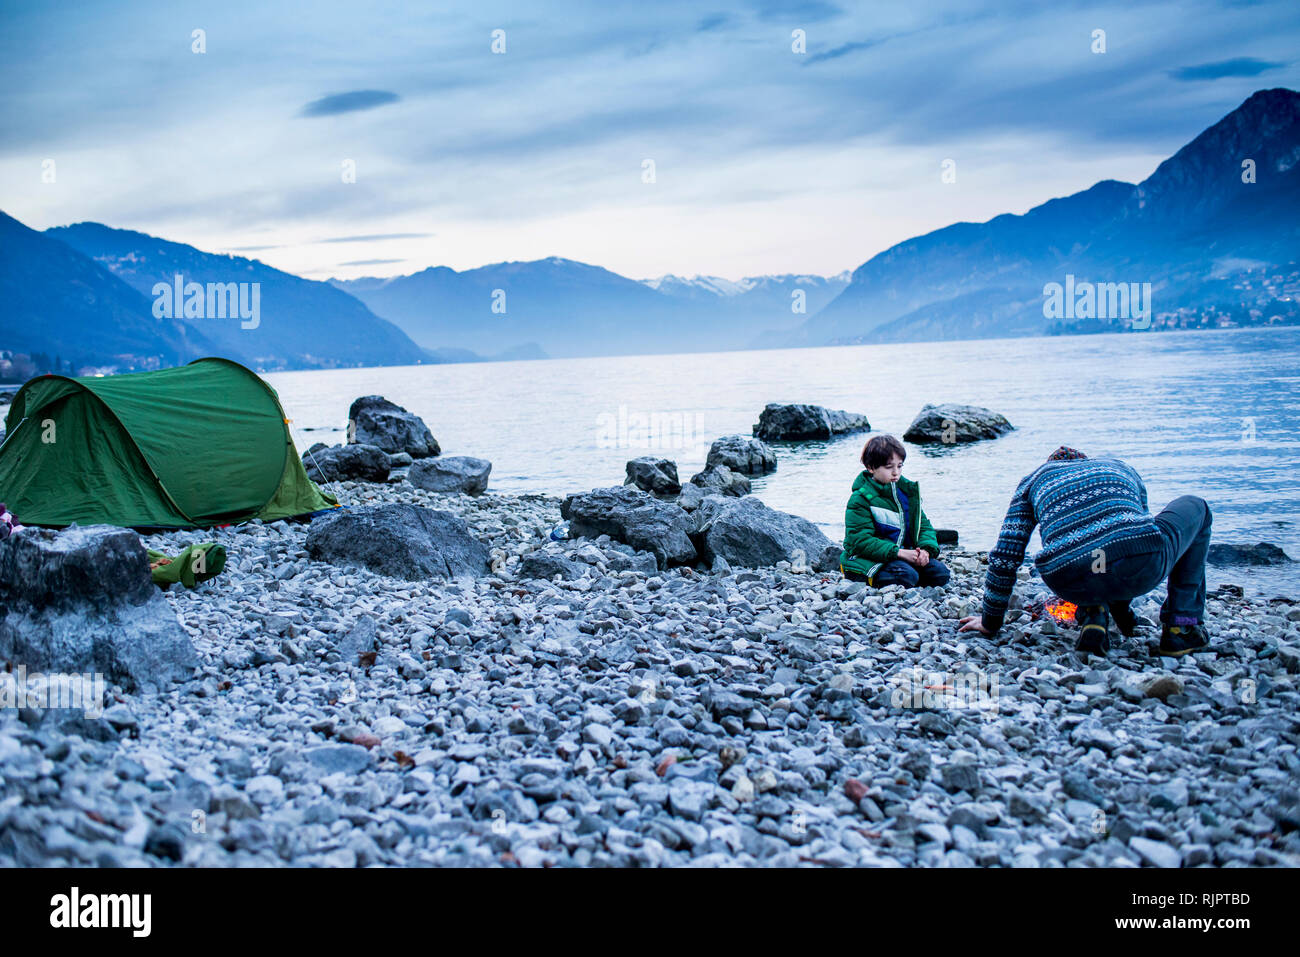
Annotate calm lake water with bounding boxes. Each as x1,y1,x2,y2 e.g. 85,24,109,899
266,327,1300,598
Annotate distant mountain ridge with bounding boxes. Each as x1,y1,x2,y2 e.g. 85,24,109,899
46,223,429,371
330,260,845,358
795,88,1300,345
0,211,226,373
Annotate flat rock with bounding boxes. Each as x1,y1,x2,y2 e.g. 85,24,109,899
1206,542,1293,566
306,504,490,579
752,403,870,441
695,496,838,571
903,404,1013,444
407,456,491,496
302,443,391,484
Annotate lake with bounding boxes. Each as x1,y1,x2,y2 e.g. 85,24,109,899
266,326,1300,598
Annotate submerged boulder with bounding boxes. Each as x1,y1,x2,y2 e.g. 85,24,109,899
347,395,440,458
903,404,1013,444
1207,542,1293,566
752,403,870,441
0,525,199,690
306,504,489,579
624,457,681,496
560,487,697,570
407,455,492,496
302,443,391,483
706,435,777,475
693,495,840,571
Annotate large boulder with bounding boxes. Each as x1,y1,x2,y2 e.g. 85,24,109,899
0,525,199,691
1207,542,1294,566
624,457,681,496
706,435,777,475
347,396,440,458
693,496,839,571
306,504,489,579
903,404,1013,444
752,403,870,441
302,443,391,483
690,464,751,497
560,487,697,570
407,456,492,496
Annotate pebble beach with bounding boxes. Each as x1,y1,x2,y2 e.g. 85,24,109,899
3,479,1298,868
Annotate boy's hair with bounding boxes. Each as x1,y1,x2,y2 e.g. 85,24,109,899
862,434,906,470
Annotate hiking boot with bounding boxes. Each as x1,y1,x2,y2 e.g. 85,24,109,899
1075,605,1110,656
1109,600,1138,638
1160,623,1209,657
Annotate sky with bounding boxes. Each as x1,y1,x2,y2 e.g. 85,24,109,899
1,0,1297,282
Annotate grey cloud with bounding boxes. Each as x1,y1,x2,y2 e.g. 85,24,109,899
300,90,400,117
1169,57,1285,81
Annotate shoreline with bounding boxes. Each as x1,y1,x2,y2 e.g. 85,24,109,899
2,481,1298,867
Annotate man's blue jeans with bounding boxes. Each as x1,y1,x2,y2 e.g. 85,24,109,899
846,557,951,588
1041,495,1212,625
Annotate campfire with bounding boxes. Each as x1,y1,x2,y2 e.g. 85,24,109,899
1025,596,1078,626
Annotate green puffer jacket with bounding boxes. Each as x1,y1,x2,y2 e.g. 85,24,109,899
838,473,939,581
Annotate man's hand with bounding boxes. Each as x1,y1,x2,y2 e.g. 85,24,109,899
915,549,930,567
897,548,921,566
958,615,992,635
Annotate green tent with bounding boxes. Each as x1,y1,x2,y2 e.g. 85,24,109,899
0,357,338,529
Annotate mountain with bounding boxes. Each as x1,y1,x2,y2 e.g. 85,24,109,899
796,88,1300,345
334,261,848,359
47,223,429,371
333,257,707,359
0,211,225,373
645,272,851,321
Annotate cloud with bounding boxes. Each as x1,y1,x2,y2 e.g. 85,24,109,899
338,258,406,266
1169,57,1285,81
225,244,283,252
299,90,400,117
315,232,434,244
696,13,730,31
804,39,880,65
750,1,843,23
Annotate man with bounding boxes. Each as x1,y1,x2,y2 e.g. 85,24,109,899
958,446,1213,657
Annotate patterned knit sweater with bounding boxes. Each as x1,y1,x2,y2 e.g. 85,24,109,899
982,458,1163,631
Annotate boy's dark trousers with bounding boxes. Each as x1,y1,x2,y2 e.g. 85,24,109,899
845,558,951,588
1040,495,1212,625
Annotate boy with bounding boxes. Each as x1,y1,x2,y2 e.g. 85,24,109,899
839,434,950,588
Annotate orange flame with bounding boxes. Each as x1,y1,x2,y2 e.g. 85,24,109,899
1045,599,1077,624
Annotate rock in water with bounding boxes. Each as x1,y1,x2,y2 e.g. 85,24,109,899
347,395,440,458
695,496,838,570
0,525,198,690
407,456,492,495
306,504,490,579
1206,542,1294,566
560,487,697,570
752,403,870,441
302,443,391,483
706,435,777,475
903,404,1013,444
624,457,681,496
690,464,751,497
